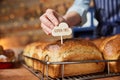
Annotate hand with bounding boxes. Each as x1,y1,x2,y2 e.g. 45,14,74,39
39,9,66,35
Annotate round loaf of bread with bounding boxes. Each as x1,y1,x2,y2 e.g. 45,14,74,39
23,39,105,78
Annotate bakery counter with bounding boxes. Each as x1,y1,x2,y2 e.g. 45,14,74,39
0,66,120,80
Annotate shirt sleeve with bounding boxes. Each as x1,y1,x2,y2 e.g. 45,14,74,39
67,0,90,16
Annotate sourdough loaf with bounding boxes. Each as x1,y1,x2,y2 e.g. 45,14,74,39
23,39,105,78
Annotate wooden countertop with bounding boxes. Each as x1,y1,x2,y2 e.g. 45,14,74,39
0,66,120,80
0,66,39,80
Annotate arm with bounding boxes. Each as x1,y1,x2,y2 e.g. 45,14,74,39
39,0,90,34
64,0,90,27
63,11,82,27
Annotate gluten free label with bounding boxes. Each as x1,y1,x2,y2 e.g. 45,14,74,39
52,22,72,36
52,22,72,44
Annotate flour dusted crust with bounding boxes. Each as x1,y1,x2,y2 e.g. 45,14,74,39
23,39,105,78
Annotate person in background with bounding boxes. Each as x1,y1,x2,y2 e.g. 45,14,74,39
39,0,120,38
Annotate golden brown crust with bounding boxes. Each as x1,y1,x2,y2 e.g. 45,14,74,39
99,35,118,52
23,41,53,68
91,37,106,50
102,34,120,72
44,39,103,61
92,34,120,73
103,36,120,59
23,38,105,78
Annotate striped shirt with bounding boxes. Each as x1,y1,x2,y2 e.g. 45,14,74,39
94,0,120,36
67,0,120,37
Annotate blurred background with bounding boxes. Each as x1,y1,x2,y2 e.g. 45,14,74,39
0,0,73,50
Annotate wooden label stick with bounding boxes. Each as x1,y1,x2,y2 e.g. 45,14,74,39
61,35,63,44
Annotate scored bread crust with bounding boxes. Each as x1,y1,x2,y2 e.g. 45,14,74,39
23,39,105,78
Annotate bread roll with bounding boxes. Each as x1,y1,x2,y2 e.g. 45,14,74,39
0,45,15,62
23,39,105,78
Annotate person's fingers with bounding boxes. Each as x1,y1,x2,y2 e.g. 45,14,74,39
41,23,52,35
40,9,67,35
46,9,59,26
40,14,54,29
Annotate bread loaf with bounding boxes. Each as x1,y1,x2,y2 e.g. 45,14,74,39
101,34,120,72
23,39,105,78
92,34,120,72
91,37,106,51
23,41,52,69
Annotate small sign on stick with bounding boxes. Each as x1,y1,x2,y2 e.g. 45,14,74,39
52,22,72,44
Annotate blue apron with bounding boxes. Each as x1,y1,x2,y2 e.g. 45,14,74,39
94,0,120,37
